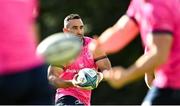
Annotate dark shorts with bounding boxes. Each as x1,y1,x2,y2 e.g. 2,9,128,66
142,86,180,105
56,95,85,106
0,64,56,105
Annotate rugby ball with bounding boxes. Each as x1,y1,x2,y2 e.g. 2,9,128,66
77,68,99,90
36,32,82,66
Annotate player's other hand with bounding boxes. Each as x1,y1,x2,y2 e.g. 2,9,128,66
72,74,82,86
103,66,127,89
97,72,103,83
72,74,89,90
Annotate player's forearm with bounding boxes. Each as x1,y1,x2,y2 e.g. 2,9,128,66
96,58,112,71
49,76,74,88
122,51,165,86
98,15,138,54
98,28,128,53
122,34,172,86
96,58,111,82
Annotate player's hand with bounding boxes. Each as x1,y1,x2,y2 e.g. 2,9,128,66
72,74,90,90
97,72,104,83
72,74,82,86
103,66,127,89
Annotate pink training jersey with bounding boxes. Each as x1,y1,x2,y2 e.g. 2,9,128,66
127,0,180,89
0,0,43,75
56,37,97,106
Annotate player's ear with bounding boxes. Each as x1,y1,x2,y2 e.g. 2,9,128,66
63,28,68,33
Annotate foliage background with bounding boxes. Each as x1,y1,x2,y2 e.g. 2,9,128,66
38,0,148,105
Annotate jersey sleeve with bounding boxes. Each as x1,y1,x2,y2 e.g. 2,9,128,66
150,1,174,34
126,0,138,25
126,0,136,18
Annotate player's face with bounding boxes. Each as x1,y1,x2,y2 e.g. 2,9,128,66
66,19,84,39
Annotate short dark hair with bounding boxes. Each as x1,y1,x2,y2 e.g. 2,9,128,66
64,14,81,28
